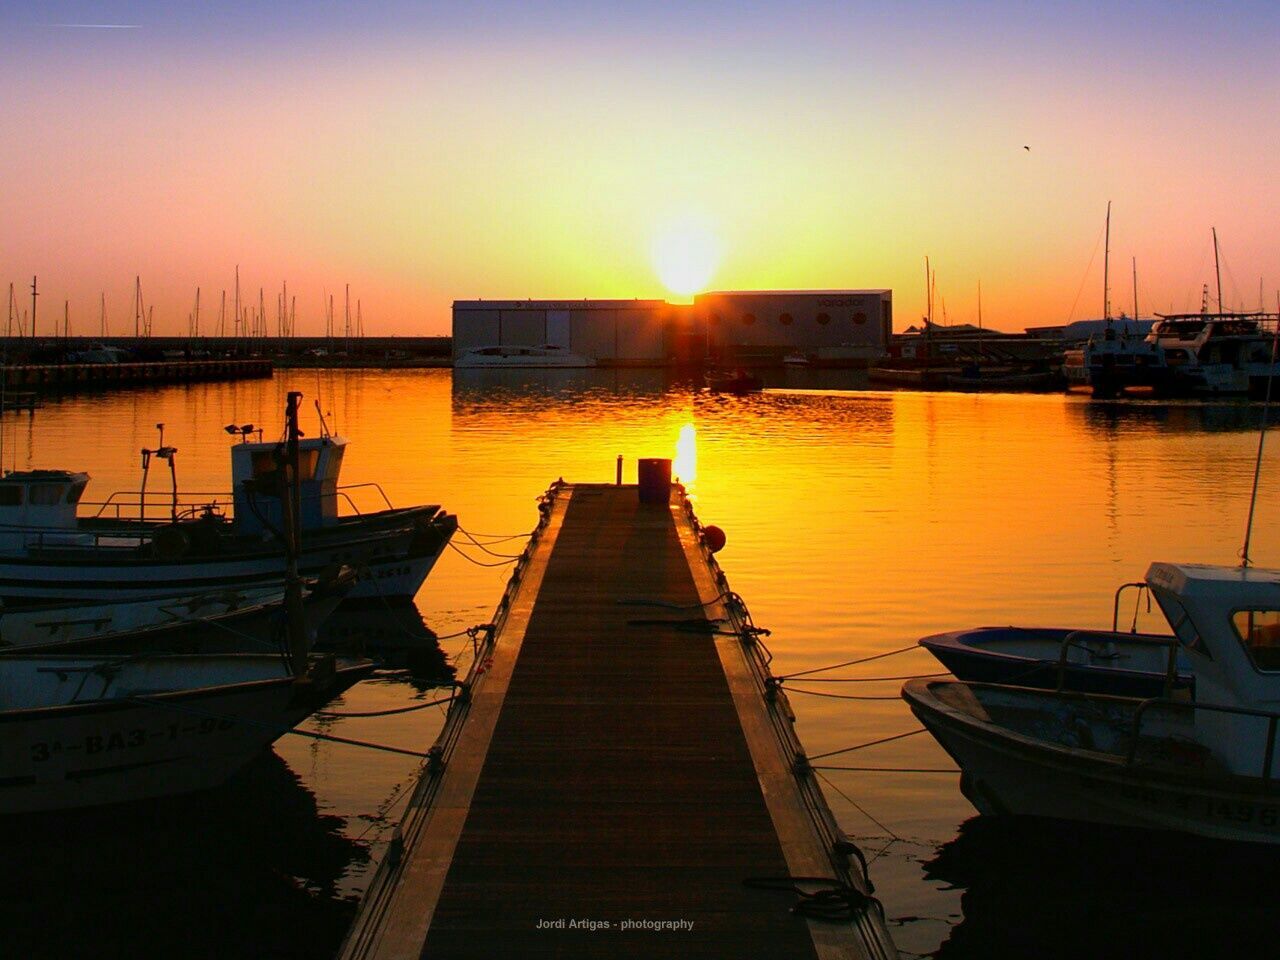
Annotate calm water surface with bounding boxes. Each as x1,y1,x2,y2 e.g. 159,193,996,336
8,368,1280,958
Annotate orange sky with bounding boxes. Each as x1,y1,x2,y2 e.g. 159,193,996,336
1,3,1277,336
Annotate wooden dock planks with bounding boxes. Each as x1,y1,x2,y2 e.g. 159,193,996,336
340,482,896,960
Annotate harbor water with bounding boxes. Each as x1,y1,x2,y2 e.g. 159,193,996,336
6,368,1280,958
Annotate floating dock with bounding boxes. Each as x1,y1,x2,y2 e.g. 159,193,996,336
340,480,897,960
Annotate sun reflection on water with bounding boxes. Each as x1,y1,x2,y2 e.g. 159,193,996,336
674,423,697,486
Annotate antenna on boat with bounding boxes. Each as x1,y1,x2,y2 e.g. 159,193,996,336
278,390,309,676
1241,295,1280,567
140,423,179,521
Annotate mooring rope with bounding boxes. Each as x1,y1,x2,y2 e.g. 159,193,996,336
773,643,925,680
806,728,928,762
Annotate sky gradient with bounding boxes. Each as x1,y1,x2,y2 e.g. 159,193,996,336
2,1,1277,335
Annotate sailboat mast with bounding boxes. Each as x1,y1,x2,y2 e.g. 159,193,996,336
1102,201,1111,324
1213,227,1224,314
1132,257,1139,325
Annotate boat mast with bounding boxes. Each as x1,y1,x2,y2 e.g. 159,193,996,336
1102,201,1111,326
1213,227,1224,314
1132,257,1139,328
30,276,38,344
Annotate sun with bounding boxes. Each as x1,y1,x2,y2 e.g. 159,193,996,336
650,216,721,299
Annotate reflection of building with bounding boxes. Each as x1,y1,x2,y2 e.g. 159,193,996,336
452,289,893,367
698,289,892,366
452,300,673,366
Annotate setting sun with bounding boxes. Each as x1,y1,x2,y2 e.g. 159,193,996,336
650,217,721,298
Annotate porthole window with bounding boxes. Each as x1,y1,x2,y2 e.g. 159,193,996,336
816,312,832,325
778,313,794,326
742,312,756,326
853,312,868,325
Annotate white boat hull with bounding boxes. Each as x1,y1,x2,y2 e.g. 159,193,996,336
905,681,1280,845
0,518,452,604
0,655,372,814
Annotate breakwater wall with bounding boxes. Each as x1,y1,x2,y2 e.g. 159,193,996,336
2,358,273,392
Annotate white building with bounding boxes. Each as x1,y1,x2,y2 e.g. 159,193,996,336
697,290,892,364
451,300,671,366
451,289,893,366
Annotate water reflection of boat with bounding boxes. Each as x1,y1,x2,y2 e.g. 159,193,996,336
907,563,1280,843
0,652,373,814
4,752,368,959
314,602,455,688
924,817,1280,959
1077,398,1280,436
454,344,596,368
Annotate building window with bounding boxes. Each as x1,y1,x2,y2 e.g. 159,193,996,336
853,312,868,325
778,313,794,326
742,312,756,326
816,312,832,325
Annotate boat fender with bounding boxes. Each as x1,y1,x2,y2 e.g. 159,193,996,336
702,525,727,553
151,524,190,560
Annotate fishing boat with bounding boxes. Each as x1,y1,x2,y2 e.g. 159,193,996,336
0,570,353,654
0,409,456,603
453,344,596,368
905,562,1280,843
0,652,373,814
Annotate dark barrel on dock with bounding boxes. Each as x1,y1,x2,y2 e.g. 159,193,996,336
637,457,672,503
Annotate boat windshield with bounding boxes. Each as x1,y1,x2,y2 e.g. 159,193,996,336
1230,610,1280,671
1153,590,1211,659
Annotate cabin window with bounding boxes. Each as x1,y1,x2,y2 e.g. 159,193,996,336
1154,592,1210,658
0,486,22,506
250,449,319,483
742,312,756,326
853,311,868,325
778,313,794,326
66,483,86,504
816,312,832,326
1231,610,1280,671
29,485,65,506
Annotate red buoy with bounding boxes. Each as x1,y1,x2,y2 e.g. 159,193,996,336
703,524,727,553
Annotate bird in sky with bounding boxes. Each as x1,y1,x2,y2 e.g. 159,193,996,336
1023,145,1031,151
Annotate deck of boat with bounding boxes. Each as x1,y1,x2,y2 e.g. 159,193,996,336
340,481,896,960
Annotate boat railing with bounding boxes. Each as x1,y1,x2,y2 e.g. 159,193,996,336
1124,697,1280,782
1111,581,1149,632
84,482,396,522
1056,629,1180,696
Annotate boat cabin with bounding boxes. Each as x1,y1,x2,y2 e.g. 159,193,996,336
1146,561,1280,772
0,471,92,553
229,436,347,537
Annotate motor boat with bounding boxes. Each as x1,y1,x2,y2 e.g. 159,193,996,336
0,409,456,604
0,651,373,814
704,368,764,394
906,562,1280,843
453,344,596,368
918,568,1204,698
